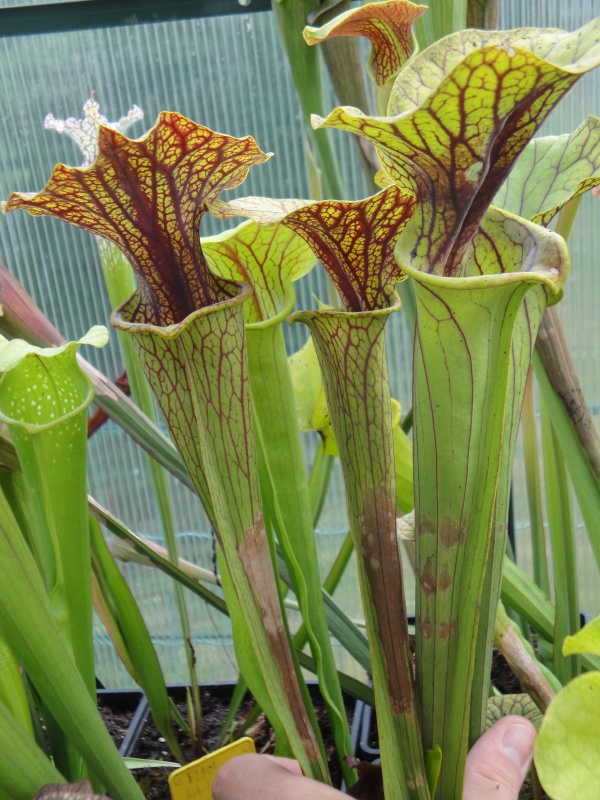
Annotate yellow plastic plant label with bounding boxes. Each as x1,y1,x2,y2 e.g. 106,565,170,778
168,737,256,800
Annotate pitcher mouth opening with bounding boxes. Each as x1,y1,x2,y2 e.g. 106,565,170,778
288,292,402,328
110,281,253,337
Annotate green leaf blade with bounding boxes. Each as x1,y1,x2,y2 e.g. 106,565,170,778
89,518,183,763
0,491,144,800
563,615,600,658
0,696,64,799
535,673,600,800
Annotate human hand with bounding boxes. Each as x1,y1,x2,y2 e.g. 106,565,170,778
212,714,537,800
463,715,536,799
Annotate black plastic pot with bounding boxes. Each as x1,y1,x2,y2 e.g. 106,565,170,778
97,688,149,757
354,701,380,761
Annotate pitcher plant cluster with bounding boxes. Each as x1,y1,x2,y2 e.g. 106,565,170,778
0,1,600,799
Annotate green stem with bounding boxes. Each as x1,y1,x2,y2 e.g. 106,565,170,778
540,398,580,685
414,0,467,47
89,516,184,763
291,300,429,800
0,635,34,738
90,497,228,614
0,695,65,800
532,349,600,567
294,531,354,653
522,368,550,595
397,278,417,341
247,314,355,784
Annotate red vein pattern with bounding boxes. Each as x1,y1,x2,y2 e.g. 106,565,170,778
210,187,417,312
304,0,427,87
494,115,600,225
316,42,597,277
4,112,270,325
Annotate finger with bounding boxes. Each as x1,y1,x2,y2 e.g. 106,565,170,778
463,716,537,800
212,753,345,800
261,755,304,776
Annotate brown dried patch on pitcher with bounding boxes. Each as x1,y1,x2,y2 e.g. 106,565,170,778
417,516,435,536
361,486,415,716
439,516,467,548
420,556,436,596
237,512,323,759
438,563,451,592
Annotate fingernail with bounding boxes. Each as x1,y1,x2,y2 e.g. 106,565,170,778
502,723,536,771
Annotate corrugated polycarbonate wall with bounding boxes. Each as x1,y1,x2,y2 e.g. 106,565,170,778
0,0,598,686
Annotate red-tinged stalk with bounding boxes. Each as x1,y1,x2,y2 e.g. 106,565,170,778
202,215,356,784
96,234,203,753
291,299,429,800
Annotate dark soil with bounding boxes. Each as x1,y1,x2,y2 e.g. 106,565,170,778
491,649,522,694
100,654,547,799
97,695,138,752
100,684,353,800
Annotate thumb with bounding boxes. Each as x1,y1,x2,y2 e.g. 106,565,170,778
463,715,536,800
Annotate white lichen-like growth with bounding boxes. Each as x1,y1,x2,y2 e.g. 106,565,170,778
44,94,144,167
